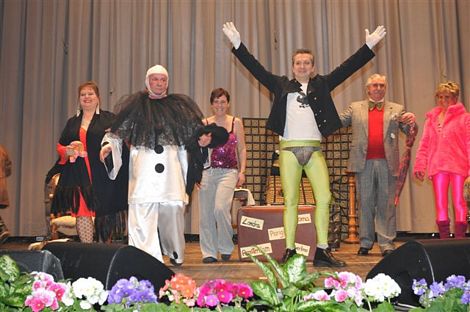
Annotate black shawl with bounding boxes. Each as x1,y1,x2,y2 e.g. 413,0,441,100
51,110,129,240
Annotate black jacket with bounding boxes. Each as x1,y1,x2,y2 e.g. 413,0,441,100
232,43,375,137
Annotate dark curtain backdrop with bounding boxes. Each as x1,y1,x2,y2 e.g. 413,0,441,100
1,0,469,236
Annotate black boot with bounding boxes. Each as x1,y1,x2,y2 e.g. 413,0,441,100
281,248,297,263
313,247,346,267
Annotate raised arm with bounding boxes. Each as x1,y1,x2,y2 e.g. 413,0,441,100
365,25,386,49
324,26,386,91
223,22,282,93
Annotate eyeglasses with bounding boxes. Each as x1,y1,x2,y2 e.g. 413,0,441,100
296,91,309,108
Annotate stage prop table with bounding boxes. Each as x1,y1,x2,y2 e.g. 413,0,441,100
237,205,316,262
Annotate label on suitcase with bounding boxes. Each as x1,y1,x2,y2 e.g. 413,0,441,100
237,205,316,261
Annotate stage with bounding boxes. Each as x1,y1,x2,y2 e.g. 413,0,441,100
1,238,401,285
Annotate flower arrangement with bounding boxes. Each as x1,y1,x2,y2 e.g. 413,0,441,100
25,273,107,311
410,274,470,311
196,279,253,310
103,276,157,311
24,272,68,311
247,248,401,311
158,273,253,311
2,253,470,312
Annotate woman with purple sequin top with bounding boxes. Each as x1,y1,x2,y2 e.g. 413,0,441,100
198,88,247,263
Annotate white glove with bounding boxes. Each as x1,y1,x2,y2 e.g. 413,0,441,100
365,25,386,49
222,22,241,49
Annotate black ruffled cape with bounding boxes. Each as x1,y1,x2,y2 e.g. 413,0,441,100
111,91,228,195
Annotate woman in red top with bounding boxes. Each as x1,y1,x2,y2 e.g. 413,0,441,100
52,81,128,242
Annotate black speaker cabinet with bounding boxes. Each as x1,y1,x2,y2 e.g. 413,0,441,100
0,250,64,280
43,242,174,290
366,239,470,307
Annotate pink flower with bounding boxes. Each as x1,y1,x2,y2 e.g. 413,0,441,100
25,296,46,312
204,294,220,307
25,288,56,312
324,277,340,289
237,283,253,299
214,280,234,294
308,290,330,301
48,282,67,301
334,289,349,302
217,290,234,304
338,272,357,288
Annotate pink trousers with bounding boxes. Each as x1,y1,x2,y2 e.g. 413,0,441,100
432,172,467,223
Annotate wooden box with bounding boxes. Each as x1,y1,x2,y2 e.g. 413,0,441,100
237,205,316,261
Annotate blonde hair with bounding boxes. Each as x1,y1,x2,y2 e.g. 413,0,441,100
435,81,459,98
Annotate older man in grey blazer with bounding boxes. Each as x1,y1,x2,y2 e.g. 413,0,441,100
340,74,416,257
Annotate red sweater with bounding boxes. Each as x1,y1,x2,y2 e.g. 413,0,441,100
366,108,385,159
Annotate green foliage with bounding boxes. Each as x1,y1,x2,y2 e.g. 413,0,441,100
0,255,34,311
247,249,322,311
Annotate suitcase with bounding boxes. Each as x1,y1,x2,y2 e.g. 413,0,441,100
237,205,316,261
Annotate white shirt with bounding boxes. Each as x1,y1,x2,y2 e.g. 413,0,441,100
283,83,322,140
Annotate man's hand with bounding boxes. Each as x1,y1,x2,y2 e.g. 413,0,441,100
222,22,241,49
401,112,416,125
365,25,386,49
414,171,425,181
100,144,112,163
198,133,212,147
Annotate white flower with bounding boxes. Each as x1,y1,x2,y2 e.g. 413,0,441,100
61,282,75,306
79,300,93,310
364,273,401,302
71,277,108,306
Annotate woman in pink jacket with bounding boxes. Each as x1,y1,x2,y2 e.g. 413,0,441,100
414,81,470,239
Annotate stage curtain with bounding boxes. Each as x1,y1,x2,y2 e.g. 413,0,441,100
0,0,469,236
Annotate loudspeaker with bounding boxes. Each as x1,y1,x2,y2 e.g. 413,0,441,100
0,250,64,280
43,242,174,290
366,239,470,307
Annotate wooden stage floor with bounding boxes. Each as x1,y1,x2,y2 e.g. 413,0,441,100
1,239,401,285
168,242,394,284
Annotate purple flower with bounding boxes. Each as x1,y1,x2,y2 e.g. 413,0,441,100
429,282,445,298
444,275,466,290
461,290,470,304
412,278,428,296
108,277,157,306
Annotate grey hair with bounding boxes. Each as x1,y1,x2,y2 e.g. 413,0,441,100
366,74,387,86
